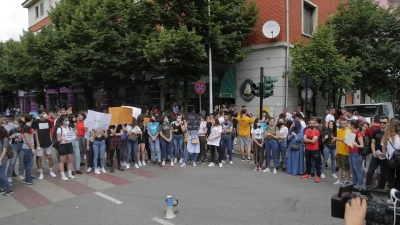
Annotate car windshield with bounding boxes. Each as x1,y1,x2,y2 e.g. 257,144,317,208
344,106,378,117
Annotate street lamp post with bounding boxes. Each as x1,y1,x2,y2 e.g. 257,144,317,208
208,0,213,114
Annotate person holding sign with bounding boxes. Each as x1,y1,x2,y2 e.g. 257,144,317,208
348,119,364,188
92,127,108,174
56,116,76,181
172,114,186,165
147,115,162,167
126,118,142,169
108,124,124,173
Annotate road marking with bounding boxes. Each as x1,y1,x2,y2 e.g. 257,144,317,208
94,192,123,204
151,217,175,225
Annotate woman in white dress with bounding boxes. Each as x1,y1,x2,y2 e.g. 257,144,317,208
207,118,223,168
180,128,200,167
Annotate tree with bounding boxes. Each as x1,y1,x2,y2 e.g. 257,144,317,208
140,0,259,113
329,0,400,99
291,24,361,107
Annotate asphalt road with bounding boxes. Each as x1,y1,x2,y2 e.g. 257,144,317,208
1,154,344,225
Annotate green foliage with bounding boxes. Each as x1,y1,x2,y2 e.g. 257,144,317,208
329,0,400,98
291,24,361,97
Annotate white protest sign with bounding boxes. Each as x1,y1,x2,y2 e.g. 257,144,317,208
122,106,142,119
344,130,356,147
84,110,112,130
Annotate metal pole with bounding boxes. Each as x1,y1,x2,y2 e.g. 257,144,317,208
305,85,308,118
208,0,213,114
260,67,264,119
285,0,290,107
199,94,201,112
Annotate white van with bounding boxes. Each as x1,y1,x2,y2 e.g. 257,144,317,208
343,102,394,123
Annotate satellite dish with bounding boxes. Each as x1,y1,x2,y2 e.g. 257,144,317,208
262,21,280,39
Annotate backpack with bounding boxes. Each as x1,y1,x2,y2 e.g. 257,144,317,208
361,127,375,156
388,140,400,170
52,126,72,149
354,131,367,156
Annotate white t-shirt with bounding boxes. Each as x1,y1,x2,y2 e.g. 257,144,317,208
278,126,288,139
207,125,222,146
251,127,264,140
198,121,207,136
57,126,75,144
300,121,307,129
384,135,400,160
325,114,335,123
126,125,141,134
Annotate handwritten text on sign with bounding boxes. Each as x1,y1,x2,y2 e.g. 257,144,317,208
187,113,201,131
109,107,133,125
84,110,112,130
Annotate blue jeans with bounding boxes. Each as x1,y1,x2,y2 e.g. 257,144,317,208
24,148,34,183
93,140,106,169
173,134,184,159
184,152,197,163
149,137,161,162
0,159,11,191
264,139,278,168
322,145,336,174
7,143,25,178
121,138,127,162
126,139,138,164
160,138,172,160
349,152,363,186
221,136,232,161
71,139,81,171
277,140,287,167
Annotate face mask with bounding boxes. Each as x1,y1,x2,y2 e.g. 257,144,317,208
256,123,261,126
336,122,340,128
43,114,48,119
151,119,155,122
64,121,69,126
164,119,169,123
278,122,284,125
177,119,182,123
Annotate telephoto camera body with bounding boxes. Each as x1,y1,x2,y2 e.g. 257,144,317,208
331,183,400,225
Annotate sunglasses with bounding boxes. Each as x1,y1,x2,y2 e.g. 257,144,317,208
380,122,387,124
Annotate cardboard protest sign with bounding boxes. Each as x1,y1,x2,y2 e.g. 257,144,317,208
84,110,112,130
187,113,201,131
108,107,133,125
143,117,150,127
122,106,142,119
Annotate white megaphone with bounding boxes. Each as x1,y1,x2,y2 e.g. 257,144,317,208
164,196,178,219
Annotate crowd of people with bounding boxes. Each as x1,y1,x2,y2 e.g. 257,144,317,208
0,104,400,205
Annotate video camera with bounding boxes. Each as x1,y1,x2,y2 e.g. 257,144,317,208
331,183,400,225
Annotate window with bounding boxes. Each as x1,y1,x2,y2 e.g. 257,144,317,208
40,2,44,16
35,6,39,18
302,1,317,36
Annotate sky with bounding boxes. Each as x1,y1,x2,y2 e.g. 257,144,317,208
0,1,28,42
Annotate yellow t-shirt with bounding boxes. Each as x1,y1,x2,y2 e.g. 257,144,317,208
237,114,255,137
337,128,350,155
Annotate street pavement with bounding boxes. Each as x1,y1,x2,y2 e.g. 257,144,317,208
1,152,344,225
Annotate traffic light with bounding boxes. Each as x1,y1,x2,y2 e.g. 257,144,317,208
263,76,278,98
251,82,261,97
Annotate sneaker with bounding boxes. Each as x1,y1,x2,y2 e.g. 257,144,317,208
134,164,139,169
61,177,68,181
121,162,127,167
180,163,186,168
142,161,146,166
138,162,143,166
68,175,76,179
332,173,338,179
321,173,326,179
0,189,5,194
229,161,233,165
173,158,177,163
7,177,12,183
3,189,13,196
258,167,263,172
315,176,322,183
301,174,311,179
50,172,57,178
101,168,107,173
253,166,258,172
86,167,92,173
179,159,183,164
263,168,270,173
193,162,196,167
126,164,131,170
94,169,101,175
208,162,214,167
241,157,245,161
158,162,163,167
219,163,223,168
247,158,251,162
162,161,165,166
273,168,277,174
19,175,24,181
39,173,44,180
25,180,33,185
333,180,343,185
222,160,226,164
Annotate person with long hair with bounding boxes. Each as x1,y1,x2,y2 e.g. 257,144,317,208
0,126,13,195
276,118,288,171
126,117,142,169
348,119,364,188
263,118,279,173
92,126,108,174
7,119,25,182
286,120,304,176
198,116,208,164
381,120,400,190
160,114,173,166
147,115,162,166
137,119,146,166
321,120,337,179
68,114,82,174
57,115,76,180
251,118,264,171
172,114,186,164
108,123,124,173
75,112,86,167
207,118,223,167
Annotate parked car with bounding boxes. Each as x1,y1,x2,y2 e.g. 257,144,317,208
343,102,394,123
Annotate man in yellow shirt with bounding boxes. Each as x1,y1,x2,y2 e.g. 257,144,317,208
333,118,351,185
237,108,255,161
